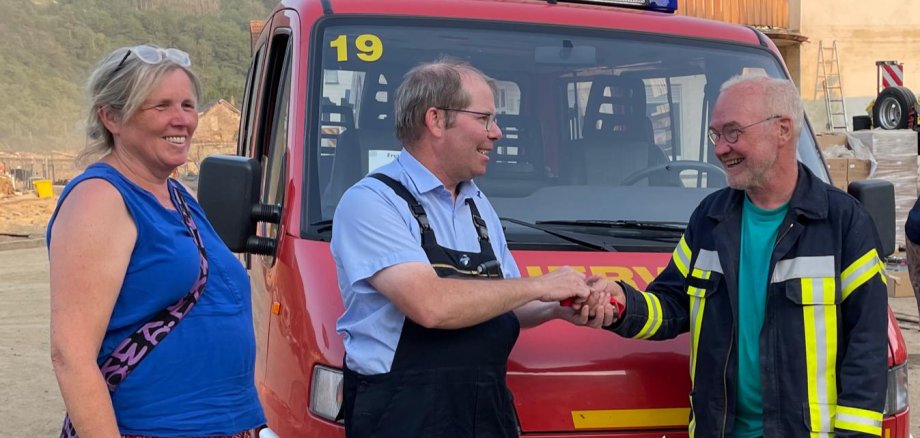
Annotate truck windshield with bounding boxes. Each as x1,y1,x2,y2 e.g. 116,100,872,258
309,19,823,250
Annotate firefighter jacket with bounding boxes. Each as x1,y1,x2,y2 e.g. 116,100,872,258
609,163,888,437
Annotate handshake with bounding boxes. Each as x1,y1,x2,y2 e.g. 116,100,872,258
533,266,626,329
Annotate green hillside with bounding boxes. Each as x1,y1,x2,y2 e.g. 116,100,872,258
0,0,273,152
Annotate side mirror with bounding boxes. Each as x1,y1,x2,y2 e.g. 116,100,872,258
848,179,896,257
198,155,280,255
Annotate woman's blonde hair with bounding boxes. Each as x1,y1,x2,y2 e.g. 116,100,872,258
76,46,202,167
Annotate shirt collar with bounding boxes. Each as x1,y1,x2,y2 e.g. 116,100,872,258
708,162,826,222
397,149,482,199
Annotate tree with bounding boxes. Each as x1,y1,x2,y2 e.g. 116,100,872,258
0,0,269,152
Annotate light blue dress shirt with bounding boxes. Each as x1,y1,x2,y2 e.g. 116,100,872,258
331,150,520,375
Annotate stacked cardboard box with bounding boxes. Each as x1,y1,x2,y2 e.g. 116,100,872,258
850,130,918,249
823,157,871,191
816,134,872,191
887,270,914,298
816,133,848,153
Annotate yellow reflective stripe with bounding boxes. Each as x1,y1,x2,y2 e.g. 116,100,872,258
634,291,664,339
877,258,888,285
804,284,821,430
841,249,883,300
673,235,691,278
571,408,689,429
688,399,696,438
836,405,883,435
688,270,709,384
823,278,838,414
818,277,836,304
803,277,838,434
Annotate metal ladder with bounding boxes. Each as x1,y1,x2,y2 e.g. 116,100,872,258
814,40,849,132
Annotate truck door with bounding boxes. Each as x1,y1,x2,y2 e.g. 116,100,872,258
240,11,295,387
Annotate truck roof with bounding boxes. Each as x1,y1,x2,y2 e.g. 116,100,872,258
281,0,765,48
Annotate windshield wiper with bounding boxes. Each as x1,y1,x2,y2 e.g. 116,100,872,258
500,217,616,252
310,219,334,234
537,219,686,233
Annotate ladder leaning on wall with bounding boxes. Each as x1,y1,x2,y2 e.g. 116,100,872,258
814,40,849,132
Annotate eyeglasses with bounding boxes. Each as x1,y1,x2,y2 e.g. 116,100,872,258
113,45,192,75
436,107,499,132
708,115,781,145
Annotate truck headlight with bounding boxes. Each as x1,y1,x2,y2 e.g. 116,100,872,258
310,365,344,422
884,362,909,415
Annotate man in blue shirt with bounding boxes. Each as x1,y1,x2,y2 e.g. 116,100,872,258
598,74,888,437
331,58,616,437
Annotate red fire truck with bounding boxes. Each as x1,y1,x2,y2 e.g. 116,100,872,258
197,0,910,436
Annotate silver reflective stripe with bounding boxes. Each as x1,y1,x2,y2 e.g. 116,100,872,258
694,249,723,274
771,255,835,283
836,405,884,434
814,304,832,431
836,411,883,429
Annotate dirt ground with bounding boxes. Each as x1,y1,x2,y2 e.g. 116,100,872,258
0,193,61,434
0,246,62,435
0,193,57,237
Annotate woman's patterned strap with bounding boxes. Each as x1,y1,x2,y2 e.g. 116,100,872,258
122,430,258,438
61,181,209,438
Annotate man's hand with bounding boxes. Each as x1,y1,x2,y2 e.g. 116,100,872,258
574,275,608,305
558,281,617,328
589,277,625,306
573,276,626,327
533,266,590,302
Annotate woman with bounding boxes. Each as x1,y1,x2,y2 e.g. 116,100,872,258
47,45,265,437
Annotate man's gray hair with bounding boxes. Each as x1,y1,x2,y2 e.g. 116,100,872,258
720,73,804,138
394,57,496,145
77,45,202,167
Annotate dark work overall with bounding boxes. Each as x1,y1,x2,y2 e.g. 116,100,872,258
341,174,521,438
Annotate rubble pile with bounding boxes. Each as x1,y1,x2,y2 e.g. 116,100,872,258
0,176,14,197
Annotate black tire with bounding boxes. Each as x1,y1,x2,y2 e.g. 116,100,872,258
872,86,916,129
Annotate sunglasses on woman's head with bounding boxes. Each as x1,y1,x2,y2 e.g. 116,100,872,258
113,45,191,74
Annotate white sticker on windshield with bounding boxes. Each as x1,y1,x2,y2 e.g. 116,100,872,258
368,149,400,172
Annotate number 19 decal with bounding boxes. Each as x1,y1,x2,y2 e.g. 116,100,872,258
329,34,383,62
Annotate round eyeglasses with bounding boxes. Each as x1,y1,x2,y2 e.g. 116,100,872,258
436,107,499,132
708,115,781,145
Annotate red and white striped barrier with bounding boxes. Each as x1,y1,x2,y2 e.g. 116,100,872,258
879,61,904,88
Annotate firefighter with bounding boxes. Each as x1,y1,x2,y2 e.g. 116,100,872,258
599,74,888,437
331,58,617,437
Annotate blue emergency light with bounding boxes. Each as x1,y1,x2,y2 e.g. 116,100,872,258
648,0,677,12
558,0,677,13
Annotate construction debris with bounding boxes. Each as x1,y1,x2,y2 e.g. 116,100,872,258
0,175,14,197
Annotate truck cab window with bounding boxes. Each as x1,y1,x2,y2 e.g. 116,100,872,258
255,32,292,261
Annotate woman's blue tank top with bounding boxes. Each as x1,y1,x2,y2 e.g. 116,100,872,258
47,163,265,435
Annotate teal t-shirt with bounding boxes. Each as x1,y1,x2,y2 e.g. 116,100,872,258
734,196,788,437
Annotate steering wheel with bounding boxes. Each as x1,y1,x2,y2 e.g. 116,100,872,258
620,160,727,186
